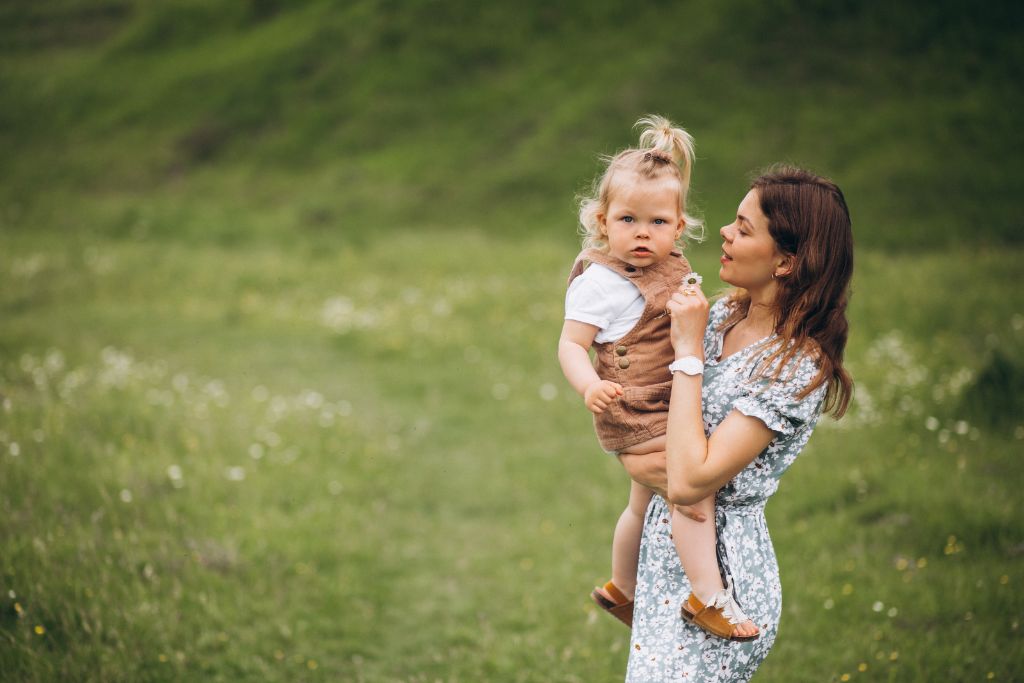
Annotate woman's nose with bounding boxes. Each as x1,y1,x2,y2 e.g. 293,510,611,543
720,223,733,240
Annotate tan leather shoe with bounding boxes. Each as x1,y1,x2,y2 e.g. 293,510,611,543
681,589,759,642
591,581,633,628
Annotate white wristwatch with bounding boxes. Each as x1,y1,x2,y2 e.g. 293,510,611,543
668,356,704,376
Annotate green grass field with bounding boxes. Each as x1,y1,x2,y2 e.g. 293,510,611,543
2,1,1023,681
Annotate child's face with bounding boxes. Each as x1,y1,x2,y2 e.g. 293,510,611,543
599,176,684,268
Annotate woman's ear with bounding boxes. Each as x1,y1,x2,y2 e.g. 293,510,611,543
774,253,795,278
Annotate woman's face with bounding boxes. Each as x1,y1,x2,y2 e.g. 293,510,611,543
718,189,786,290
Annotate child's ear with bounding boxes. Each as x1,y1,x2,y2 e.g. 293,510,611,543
596,212,607,235
675,217,686,239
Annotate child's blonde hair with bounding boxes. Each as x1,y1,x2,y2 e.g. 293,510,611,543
578,115,703,250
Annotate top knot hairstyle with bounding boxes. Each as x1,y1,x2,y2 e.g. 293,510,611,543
722,164,855,418
579,115,703,250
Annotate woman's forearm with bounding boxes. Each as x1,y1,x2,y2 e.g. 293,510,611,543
664,371,715,505
662,282,716,505
664,371,777,504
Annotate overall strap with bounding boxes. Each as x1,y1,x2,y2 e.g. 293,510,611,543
568,248,689,289
567,248,657,285
567,248,617,284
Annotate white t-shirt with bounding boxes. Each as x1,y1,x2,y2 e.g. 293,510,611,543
564,263,645,344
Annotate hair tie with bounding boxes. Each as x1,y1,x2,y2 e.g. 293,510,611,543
643,149,673,164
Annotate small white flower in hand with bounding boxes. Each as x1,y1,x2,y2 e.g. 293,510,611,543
682,272,702,287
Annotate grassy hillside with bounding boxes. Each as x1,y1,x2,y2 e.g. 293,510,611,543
1,0,1023,247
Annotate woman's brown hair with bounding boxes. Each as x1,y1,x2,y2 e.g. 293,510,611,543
722,165,854,418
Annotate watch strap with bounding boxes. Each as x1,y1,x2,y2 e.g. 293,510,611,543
668,356,704,376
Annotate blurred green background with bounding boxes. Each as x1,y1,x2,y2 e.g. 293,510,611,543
1,1,1022,681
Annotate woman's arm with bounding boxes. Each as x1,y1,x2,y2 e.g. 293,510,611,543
662,287,777,506
663,379,776,505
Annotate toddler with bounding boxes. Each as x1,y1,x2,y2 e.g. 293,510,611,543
558,116,758,640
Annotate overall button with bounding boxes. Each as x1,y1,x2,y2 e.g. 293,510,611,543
615,345,628,356
617,357,630,369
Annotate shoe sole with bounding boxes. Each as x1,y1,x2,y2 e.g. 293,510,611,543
591,587,633,628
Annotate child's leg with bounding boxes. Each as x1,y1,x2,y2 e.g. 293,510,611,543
671,495,759,637
610,479,653,600
670,496,720,601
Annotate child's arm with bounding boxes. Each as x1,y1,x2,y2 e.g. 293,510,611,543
558,320,623,414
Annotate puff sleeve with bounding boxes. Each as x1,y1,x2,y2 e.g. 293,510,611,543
732,352,827,437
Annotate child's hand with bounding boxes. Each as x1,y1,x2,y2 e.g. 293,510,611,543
584,380,623,414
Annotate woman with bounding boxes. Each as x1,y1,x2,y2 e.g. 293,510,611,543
618,166,854,681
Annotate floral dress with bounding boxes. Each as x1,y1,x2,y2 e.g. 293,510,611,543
625,298,827,682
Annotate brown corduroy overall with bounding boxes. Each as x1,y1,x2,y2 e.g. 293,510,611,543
567,248,692,453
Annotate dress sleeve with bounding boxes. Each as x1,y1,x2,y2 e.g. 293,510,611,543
732,351,827,436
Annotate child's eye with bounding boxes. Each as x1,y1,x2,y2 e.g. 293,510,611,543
622,216,634,223
653,218,666,225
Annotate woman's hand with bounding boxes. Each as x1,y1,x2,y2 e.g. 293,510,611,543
667,281,710,359
617,451,707,521
673,503,708,523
